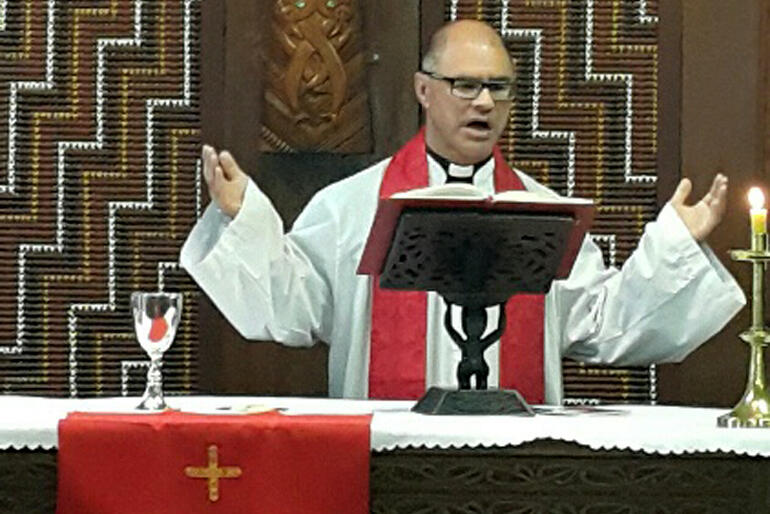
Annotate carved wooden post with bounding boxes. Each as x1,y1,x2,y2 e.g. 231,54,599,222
260,0,373,152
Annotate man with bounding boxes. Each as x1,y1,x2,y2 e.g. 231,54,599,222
180,20,744,403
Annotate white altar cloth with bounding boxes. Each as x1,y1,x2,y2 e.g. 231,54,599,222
1,395,768,457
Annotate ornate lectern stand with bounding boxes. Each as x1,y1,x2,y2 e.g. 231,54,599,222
374,207,580,414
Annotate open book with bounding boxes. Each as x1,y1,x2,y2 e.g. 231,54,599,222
357,184,595,277
391,182,593,205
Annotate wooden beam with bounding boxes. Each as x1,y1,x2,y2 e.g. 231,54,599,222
657,0,683,208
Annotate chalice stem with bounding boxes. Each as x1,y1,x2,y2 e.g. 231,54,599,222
147,358,163,396
138,357,167,410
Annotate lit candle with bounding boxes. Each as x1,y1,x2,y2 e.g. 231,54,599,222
749,187,767,236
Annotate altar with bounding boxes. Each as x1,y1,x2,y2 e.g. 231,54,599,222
1,396,769,513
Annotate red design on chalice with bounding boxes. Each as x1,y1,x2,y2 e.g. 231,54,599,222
148,316,168,342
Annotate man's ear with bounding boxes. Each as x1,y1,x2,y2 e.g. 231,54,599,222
414,72,429,109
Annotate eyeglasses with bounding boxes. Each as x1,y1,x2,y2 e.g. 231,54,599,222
421,71,515,101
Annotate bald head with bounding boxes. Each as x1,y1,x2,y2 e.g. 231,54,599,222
422,20,514,77
414,20,515,164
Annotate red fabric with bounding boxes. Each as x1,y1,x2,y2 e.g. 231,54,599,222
502,294,545,403
369,129,545,403
368,129,430,400
56,410,371,514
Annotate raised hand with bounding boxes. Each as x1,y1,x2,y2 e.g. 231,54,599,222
670,173,728,242
201,144,249,218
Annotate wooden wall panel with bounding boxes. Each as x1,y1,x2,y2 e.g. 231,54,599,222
657,0,769,406
765,0,770,186
196,0,421,395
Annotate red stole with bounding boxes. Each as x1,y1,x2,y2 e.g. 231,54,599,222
368,130,545,403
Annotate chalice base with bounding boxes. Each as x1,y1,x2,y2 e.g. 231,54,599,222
137,391,168,411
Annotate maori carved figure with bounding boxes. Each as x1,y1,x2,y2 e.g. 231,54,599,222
262,0,372,152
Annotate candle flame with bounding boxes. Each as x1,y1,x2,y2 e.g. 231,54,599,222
749,187,765,209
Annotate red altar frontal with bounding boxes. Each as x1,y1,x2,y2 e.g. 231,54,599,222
56,410,371,514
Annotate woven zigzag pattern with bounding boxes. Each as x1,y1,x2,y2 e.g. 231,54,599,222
449,0,660,403
0,0,201,396
0,0,662,401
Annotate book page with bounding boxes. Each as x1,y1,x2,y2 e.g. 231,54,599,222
390,182,487,200
492,189,593,205
391,183,593,205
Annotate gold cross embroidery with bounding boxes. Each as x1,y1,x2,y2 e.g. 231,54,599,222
184,444,242,502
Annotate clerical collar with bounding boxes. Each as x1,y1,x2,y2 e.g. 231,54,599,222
426,146,493,184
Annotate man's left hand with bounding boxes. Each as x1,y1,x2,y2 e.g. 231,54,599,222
670,173,728,242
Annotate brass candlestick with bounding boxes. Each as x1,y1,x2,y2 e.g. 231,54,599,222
718,232,770,428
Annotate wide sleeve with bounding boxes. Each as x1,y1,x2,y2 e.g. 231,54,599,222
552,203,746,366
179,179,337,346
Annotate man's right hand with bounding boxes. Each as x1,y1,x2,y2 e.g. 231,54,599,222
202,144,249,218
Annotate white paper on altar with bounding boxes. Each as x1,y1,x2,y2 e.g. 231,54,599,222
1,396,769,457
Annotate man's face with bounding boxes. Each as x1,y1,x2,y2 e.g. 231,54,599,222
415,35,514,165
